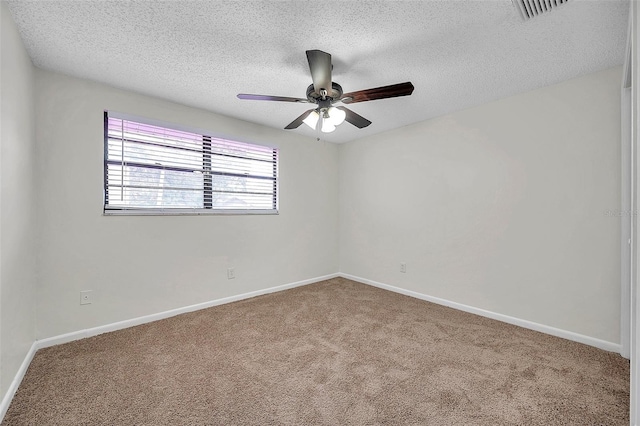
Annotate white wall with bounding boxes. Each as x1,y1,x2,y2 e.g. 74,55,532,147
0,2,37,399
34,70,339,339
340,67,622,345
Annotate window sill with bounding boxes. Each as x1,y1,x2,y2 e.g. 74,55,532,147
103,209,279,216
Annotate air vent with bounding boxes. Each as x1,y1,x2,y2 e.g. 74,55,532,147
512,0,570,21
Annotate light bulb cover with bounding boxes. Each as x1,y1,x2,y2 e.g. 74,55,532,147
302,110,320,129
321,117,336,133
327,107,346,126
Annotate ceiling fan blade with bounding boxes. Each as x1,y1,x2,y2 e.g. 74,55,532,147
306,50,332,95
341,82,414,104
336,106,371,129
237,94,309,103
284,109,316,130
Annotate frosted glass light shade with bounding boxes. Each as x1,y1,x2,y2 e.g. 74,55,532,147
302,110,320,129
328,107,346,126
321,117,336,133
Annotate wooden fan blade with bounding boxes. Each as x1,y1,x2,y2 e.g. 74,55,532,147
336,106,371,129
341,82,414,104
285,109,315,130
306,50,332,96
237,94,309,103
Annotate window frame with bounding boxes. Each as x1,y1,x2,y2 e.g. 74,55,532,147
103,111,279,216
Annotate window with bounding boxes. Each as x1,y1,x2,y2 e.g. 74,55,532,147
104,112,278,215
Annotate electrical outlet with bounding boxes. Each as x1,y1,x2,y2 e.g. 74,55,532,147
227,268,235,279
80,290,93,305
400,262,407,273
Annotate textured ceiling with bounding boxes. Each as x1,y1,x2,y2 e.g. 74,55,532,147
5,0,629,143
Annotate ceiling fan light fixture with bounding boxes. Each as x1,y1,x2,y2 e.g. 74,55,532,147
238,50,413,132
327,107,346,126
321,116,336,133
302,110,320,129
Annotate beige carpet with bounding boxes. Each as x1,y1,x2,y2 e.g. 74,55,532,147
3,277,629,425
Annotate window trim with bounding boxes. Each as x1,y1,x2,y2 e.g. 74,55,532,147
103,111,279,216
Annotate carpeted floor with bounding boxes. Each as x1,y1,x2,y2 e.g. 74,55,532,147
3,277,630,425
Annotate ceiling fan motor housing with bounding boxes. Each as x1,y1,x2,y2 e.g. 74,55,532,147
307,82,343,103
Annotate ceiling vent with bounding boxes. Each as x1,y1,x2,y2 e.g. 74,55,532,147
512,0,570,21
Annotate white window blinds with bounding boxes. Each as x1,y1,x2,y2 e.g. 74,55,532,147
104,113,278,215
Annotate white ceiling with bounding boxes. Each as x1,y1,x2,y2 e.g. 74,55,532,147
5,0,629,143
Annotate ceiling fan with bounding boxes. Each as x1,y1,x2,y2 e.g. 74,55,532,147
237,50,414,133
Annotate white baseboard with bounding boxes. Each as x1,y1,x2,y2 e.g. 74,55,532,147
339,273,621,353
0,341,37,422
35,273,339,350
